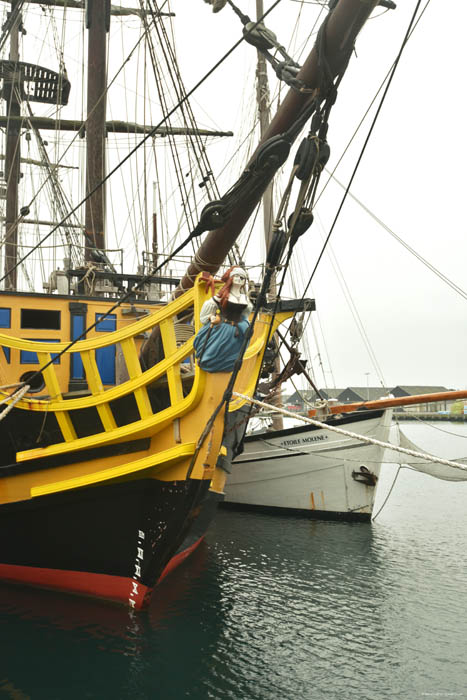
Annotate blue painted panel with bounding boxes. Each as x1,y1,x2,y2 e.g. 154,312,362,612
2,346,10,363
95,313,116,385
71,315,85,380
21,339,60,365
95,314,116,332
96,345,116,384
0,308,11,328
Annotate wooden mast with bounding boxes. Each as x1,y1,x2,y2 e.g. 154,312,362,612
255,0,282,429
84,0,109,259
177,0,380,293
3,0,22,290
255,0,274,254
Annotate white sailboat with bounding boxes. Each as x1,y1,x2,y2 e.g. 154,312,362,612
226,407,393,520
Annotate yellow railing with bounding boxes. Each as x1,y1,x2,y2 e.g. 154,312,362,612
0,275,286,463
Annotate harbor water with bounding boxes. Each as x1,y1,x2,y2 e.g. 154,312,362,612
1,421,466,699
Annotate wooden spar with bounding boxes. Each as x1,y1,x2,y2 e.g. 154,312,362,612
0,116,233,137
177,0,379,293
256,0,282,430
3,0,21,291
308,391,467,417
14,0,174,18
84,0,108,259
255,0,274,254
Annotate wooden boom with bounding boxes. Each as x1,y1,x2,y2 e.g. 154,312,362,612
308,391,467,417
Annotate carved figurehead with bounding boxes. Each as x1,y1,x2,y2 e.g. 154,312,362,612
194,266,253,372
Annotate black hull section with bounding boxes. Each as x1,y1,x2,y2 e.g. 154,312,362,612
219,500,371,523
0,477,211,608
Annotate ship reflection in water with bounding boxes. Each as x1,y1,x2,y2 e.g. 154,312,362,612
1,423,466,699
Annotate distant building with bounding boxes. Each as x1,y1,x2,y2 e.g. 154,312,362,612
337,387,390,403
390,386,452,412
285,385,455,413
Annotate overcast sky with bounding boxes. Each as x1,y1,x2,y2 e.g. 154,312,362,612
174,0,467,392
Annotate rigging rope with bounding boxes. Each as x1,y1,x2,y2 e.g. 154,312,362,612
0,384,30,421
371,465,403,522
327,172,467,302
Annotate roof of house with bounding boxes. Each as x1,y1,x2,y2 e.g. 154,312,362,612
340,387,392,402
390,385,450,396
318,388,346,400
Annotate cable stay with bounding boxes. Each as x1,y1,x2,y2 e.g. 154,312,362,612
326,170,467,302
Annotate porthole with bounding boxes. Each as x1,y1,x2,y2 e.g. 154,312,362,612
19,371,45,393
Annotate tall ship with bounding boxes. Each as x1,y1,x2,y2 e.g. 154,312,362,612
0,0,399,607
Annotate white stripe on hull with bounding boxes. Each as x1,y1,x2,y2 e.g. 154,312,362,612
226,410,392,516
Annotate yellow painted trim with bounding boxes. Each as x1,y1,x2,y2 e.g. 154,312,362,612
228,311,292,411
16,338,196,413
16,368,207,462
80,350,117,431
160,318,183,405
7,275,294,466
120,337,153,419
30,442,197,498
37,351,77,442
0,284,199,354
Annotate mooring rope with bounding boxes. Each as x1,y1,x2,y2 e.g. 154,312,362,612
0,384,31,421
232,392,467,474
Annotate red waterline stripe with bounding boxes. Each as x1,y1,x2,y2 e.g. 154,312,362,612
0,537,205,609
0,563,149,610
158,535,205,582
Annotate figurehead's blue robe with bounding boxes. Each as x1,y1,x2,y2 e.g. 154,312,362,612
193,299,250,373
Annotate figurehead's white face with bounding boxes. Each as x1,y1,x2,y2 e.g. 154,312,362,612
232,274,246,287
231,268,247,288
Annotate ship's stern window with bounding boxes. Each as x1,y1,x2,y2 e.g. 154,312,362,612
21,309,61,330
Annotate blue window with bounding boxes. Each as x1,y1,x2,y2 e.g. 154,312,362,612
96,314,116,332
71,315,85,380
21,339,60,365
0,309,12,363
95,313,116,384
0,308,11,328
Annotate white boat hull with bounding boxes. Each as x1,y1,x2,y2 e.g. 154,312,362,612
225,409,392,521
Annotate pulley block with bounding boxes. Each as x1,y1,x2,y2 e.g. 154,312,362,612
294,138,315,180
294,137,330,180
266,229,287,267
317,140,330,170
197,200,227,233
242,21,277,51
255,134,291,171
288,208,314,241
